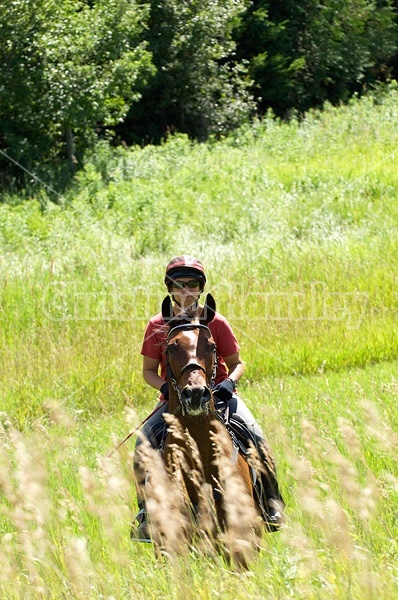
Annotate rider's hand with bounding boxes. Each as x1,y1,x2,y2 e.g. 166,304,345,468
160,382,169,400
213,378,235,401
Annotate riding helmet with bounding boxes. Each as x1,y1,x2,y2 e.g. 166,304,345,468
164,255,206,286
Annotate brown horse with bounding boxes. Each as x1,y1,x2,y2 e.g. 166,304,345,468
151,294,260,562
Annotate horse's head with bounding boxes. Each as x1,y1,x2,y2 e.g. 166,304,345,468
162,292,217,416
165,323,217,417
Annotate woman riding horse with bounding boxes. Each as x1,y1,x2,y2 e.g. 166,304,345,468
161,313,257,550
133,255,285,540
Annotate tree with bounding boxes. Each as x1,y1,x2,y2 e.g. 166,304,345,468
0,0,154,173
235,0,397,116
122,0,255,143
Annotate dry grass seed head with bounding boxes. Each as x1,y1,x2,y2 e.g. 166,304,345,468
163,413,205,484
161,415,222,552
135,435,190,556
337,417,363,459
0,427,54,594
210,422,260,566
63,534,95,597
361,399,398,452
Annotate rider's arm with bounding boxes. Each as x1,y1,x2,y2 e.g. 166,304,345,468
224,352,245,384
142,355,164,391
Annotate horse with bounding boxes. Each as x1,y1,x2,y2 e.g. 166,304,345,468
142,293,260,564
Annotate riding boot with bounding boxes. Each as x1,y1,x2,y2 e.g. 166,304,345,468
255,439,286,530
131,500,151,542
131,454,151,542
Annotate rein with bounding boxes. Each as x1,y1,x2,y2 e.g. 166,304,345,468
107,400,169,457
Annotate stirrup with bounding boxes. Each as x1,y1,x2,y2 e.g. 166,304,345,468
130,508,152,543
264,498,286,531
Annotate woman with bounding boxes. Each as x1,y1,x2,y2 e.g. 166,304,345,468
133,255,285,539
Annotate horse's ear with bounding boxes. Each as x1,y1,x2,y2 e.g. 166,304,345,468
161,295,174,323
201,293,216,324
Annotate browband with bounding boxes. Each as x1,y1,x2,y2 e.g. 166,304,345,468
167,323,212,342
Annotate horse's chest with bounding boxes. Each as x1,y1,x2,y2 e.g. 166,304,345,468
164,422,221,483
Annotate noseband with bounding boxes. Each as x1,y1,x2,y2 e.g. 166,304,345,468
166,324,218,414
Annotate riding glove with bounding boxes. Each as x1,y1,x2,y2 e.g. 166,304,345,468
213,377,235,401
160,382,169,400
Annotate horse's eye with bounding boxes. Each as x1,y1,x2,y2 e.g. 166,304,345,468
166,342,178,354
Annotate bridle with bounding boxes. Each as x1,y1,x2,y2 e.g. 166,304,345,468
166,323,218,414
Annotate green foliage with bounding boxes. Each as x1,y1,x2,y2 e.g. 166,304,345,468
124,0,255,143
1,0,398,177
2,84,398,423
1,85,398,598
0,0,153,171
0,364,397,597
235,0,398,115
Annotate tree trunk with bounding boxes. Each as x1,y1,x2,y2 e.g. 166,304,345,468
65,126,78,171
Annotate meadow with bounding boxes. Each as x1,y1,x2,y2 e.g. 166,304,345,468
0,84,397,598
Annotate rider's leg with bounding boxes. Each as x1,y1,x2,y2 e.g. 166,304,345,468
132,401,168,540
220,393,285,526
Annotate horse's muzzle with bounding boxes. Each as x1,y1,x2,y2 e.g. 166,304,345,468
180,385,212,416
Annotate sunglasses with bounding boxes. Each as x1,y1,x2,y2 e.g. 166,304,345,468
171,279,200,289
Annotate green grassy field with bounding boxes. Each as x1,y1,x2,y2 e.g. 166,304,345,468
1,85,397,598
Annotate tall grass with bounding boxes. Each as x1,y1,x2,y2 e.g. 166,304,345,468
0,362,396,598
1,84,398,597
2,86,398,423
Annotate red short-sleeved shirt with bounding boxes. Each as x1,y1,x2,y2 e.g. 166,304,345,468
140,312,240,385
